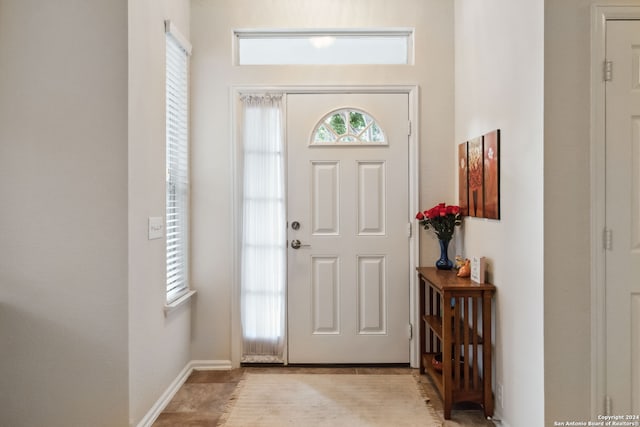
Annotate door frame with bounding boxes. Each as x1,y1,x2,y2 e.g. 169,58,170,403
230,85,420,368
590,4,640,418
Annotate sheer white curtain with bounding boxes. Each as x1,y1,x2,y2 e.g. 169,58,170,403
240,94,286,362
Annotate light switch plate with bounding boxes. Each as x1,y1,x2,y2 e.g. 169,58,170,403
148,217,164,240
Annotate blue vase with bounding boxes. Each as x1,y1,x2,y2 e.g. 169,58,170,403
436,239,453,270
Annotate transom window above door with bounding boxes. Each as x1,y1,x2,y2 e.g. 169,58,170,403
311,108,387,146
234,29,413,65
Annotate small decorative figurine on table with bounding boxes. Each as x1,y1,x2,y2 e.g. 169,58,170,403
457,258,471,277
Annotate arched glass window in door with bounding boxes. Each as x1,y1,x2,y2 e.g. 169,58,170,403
311,108,387,146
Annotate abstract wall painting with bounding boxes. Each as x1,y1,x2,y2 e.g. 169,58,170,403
483,130,500,219
458,142,469,216
457,130,500,219
467,136,484,218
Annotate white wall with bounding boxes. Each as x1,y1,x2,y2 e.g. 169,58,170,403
544,0,594,422
128,0,192,424
0,0,596,423
454,1,545,425
0,1,130,426
189,0,454,361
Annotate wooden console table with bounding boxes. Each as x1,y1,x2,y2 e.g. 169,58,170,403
417,267,496,419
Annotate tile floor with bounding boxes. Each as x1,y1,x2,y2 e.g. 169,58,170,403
152,366,496,427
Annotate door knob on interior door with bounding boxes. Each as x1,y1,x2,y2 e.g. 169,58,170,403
290,239,310,249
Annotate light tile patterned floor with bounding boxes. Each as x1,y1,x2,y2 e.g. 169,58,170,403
153,366,496,426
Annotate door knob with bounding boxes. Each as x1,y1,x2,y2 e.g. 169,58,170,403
291,239,310,249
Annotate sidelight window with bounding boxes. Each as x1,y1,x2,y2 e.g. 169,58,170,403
240,94,286,362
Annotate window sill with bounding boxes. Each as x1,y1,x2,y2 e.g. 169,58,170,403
164,289,197,315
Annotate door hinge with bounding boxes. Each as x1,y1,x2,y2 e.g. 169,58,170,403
408,323,413,340
408,120,412,136
605,395,612,416
604,60,613,82
603,227,613,251
407,222,412,238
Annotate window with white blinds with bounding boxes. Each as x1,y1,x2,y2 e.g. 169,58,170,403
165,21,191,303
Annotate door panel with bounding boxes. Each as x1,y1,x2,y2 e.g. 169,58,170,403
605,20,640,414
287,93,409,363
312,256,339,334
357,255,386,334
358,162,386,235
312,162,339,235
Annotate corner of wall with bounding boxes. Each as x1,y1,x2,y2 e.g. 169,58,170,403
128,0,193,424
134,360,232,427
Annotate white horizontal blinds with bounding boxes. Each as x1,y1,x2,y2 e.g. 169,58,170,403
165,22,191,303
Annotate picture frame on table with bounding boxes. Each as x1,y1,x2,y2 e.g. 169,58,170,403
470,256,486,284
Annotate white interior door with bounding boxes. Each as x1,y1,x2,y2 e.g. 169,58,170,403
605,20,640,414
287,93,410,364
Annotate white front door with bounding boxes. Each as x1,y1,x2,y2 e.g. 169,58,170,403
287,93,410,364
605,20,640,413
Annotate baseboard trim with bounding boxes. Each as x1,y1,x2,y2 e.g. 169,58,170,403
190,359,233,370
135,359,232,427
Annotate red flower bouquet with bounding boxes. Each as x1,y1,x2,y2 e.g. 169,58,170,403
416,203,462,241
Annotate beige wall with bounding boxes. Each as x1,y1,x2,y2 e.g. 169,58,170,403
0,0,196,425
189,0,455,361
128,0,192,425
0,1,129,425
544,0,594,423
0,0,605,423
454,0,545,425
